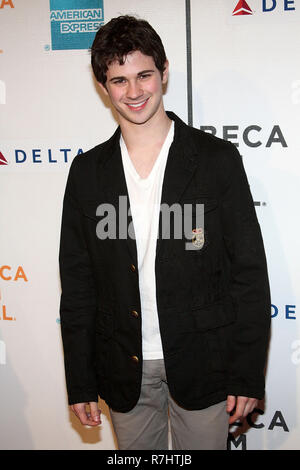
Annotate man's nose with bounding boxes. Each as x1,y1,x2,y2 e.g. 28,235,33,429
126,80,143,100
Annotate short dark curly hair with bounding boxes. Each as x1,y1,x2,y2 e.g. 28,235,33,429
91,15,167,85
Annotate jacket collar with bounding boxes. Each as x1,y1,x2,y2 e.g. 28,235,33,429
98,110,198,171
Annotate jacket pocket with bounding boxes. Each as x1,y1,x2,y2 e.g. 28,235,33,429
180,195,218,215
181,299,235,376
180,298,236,332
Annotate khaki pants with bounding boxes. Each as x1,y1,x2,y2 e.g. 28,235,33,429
109,359,229,450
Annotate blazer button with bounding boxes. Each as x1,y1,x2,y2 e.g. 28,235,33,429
131,355,139,363
131,310,139,318
130,263,136,272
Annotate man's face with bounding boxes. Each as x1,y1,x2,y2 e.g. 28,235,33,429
99,50,168,127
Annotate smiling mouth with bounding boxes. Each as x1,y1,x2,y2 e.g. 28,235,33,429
126,98,149,111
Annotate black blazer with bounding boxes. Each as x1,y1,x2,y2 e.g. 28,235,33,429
59,112,271,412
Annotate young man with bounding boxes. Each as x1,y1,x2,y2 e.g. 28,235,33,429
59,15,271,450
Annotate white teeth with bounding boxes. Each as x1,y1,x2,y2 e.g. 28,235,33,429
127,100,147,108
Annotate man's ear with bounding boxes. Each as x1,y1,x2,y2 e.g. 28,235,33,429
162,60,169,85
97,81,109,96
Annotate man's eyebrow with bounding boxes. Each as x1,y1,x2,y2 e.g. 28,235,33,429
109,70,155,82
137,69,155,75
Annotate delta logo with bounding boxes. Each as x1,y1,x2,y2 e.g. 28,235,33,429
0,151,8,165
50,0,104,50
233,0,253,15
232,0,296,15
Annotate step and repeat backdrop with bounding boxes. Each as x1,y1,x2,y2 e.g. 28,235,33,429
0,0,299,450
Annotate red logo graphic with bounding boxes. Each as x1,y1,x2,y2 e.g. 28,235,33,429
0,151,8,165
232,0,253,15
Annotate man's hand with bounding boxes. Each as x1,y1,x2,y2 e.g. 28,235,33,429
71,401,102,427
227,395,258,425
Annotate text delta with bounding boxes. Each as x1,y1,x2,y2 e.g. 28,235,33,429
14,148,83,164
262,0,295,12
271,304,296,319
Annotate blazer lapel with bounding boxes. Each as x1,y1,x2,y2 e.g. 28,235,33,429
156,112,199,256
97,128,138,267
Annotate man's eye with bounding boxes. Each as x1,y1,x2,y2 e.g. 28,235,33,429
139,74,151,79
113,79,126,84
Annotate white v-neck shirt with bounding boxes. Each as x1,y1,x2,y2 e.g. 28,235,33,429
120,121,174,359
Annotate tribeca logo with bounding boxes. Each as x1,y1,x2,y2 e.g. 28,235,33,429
0,265,28,282
200,125,288,148
95,196,205,251
0,0,14,8
233,0,253,15
0,287,16,322
50,0,104,50
228,409,289,450
0,266,28,324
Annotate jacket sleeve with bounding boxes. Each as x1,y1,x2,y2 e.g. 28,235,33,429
219,143,271,400
59,156,98,405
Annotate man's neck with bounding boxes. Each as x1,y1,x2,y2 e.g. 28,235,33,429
119,107,172,153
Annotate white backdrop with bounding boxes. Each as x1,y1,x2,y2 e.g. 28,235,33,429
0,0,299,450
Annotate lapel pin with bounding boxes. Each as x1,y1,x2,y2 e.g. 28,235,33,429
191,227,205,249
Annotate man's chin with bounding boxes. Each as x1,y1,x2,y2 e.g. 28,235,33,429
119,111,155,126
